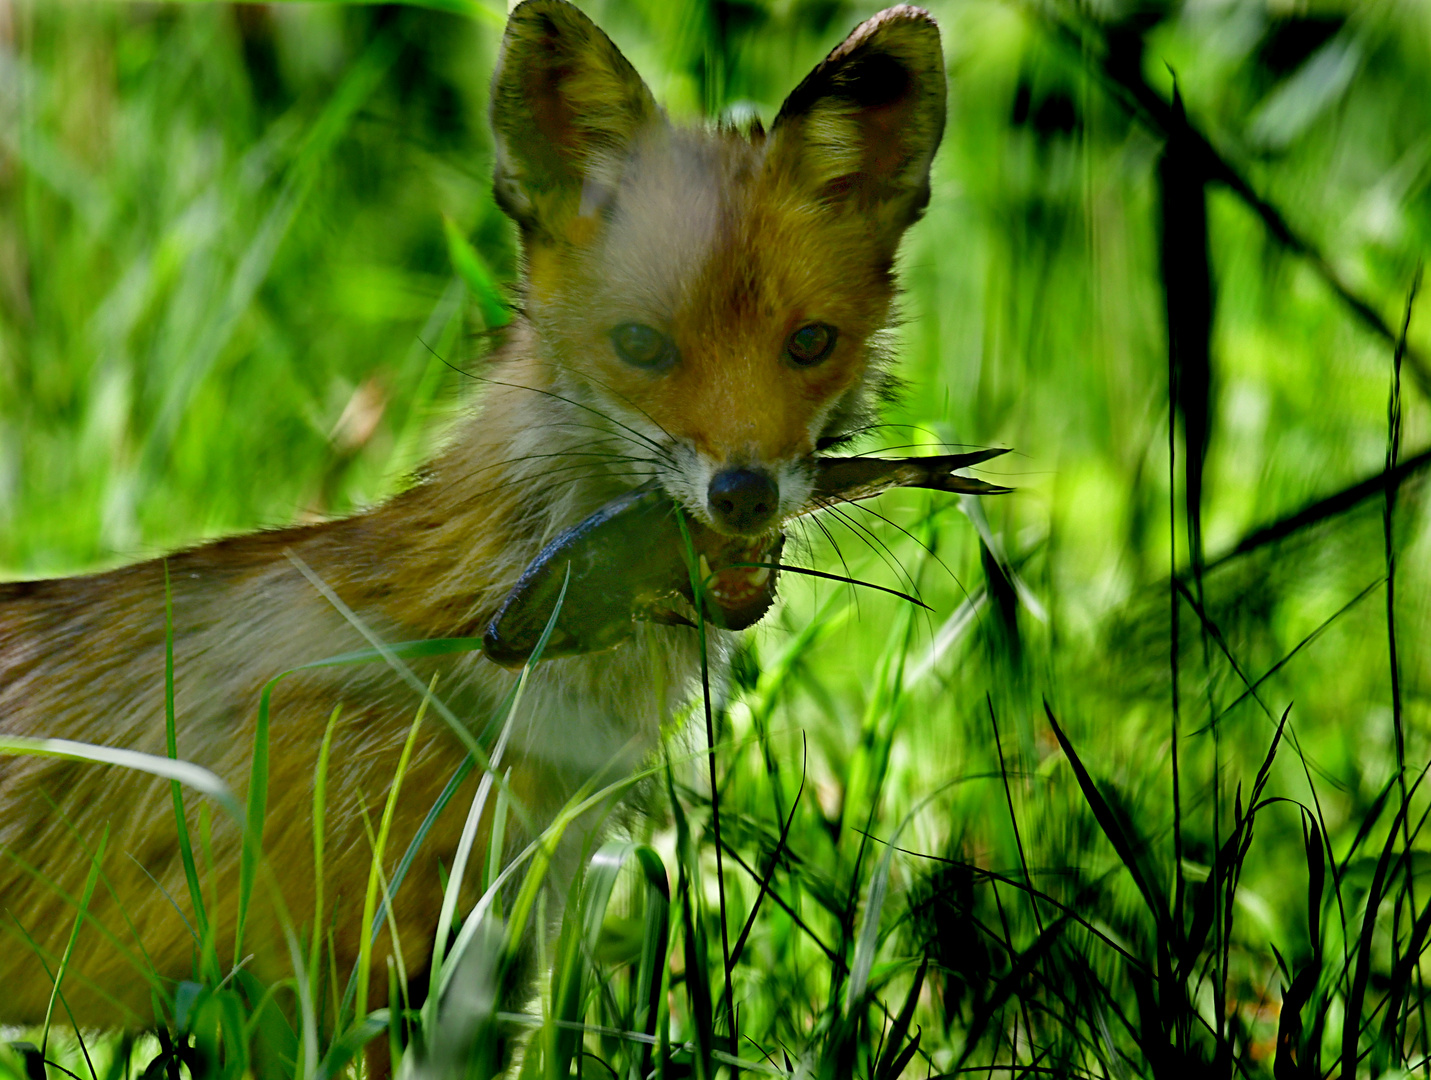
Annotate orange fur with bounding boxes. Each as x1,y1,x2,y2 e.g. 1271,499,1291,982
0,0,945,1026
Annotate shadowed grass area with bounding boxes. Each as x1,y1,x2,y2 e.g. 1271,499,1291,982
4,0,1431,1076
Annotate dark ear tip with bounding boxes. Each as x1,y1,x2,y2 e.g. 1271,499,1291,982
507,0,576,18
774,5,944,125
503,0,595,40
859,6,945,72
878,5,940,28
861,5,943,44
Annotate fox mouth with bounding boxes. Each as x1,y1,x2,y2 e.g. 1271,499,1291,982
695,531,785,631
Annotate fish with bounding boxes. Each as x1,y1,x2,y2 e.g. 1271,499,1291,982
482,450,1011,666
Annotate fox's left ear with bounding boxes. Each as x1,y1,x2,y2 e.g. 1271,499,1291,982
490,0,659,243
769,5,946,241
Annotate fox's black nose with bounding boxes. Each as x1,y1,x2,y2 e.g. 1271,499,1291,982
708,468,779,534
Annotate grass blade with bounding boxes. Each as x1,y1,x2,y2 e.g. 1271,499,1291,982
355,678,433,1019
162,561,212,981
41,825,107,1069
1043,701,1167,932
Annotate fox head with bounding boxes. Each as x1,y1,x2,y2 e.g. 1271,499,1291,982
489,0,945,540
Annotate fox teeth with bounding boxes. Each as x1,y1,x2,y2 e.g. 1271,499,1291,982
699,555,712,582
749,565,770,587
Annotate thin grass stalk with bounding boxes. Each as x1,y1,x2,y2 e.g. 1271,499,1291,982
667,759,716,1080
41,825,106,1073
427,753,682,1042
674,507,736,1055
1170,575,1357,1009
1385,266,1424,1071
834,606,918,1026
493,781,604,994
1199,577,1381,729
354,677,433,1019
272,900,321,1080
717,837,845,971
629,846,672,1080
983,874,1028,1067
1199,444,1431,576
1164,227,1186,1064
20,800,166,1017
434,758,662,1011
1211,676,1225,1071
388,961,403,1074
723,738,806,975
415,564,569,1038
310,706,342,1017
236,682,273,970
988,697,1043,1058
327,925,341,1032
421,663,521,1023
162,561,213,981
6,916,119,1043
1343,771,1430,1076
373,754,477,946
545,841,635,1079
198,802,218,960
485,772,510,896
282,553,525,825
873,957,925,1080
0,739,238,826
364,804,413,1009
745,597,849,829
235,621,510,985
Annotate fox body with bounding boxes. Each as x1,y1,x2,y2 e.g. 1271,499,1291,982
0,0,945,1025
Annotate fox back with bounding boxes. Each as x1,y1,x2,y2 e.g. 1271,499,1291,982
0,0,945,1026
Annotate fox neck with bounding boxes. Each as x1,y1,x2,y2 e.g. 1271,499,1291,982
356,316,654,641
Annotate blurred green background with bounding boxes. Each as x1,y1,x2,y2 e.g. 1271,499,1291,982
4,0,1431,1074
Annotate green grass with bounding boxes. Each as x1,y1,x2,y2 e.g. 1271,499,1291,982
4,0,1431,1076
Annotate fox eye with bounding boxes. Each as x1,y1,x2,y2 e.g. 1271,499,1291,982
611,323,676,370
786,323,837,366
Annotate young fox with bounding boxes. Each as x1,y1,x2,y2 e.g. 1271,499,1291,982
0,0,945,1025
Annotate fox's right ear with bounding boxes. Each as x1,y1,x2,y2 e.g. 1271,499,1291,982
490,0,659,242
769,6,946,245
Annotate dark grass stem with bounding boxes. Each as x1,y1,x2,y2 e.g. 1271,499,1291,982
1386,266,1424,1071
984,874,1033,1066
717,838,846,971
989,697,1045,940
988,697,1046,1062
725,738,806,975
734,561,931,610
1195,442,1431,576
1386,269,1420,778
1169,577,1352,950
1041,2,1431,395
675,509,737,1059
1164,185,1187,1070
1161,79,1223,1067
1343,773,1429,1077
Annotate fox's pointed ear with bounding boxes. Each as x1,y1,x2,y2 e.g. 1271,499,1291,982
490,0,659,241
769,5,945,241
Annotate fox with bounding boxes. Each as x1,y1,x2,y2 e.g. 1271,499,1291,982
0,0,946,1031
